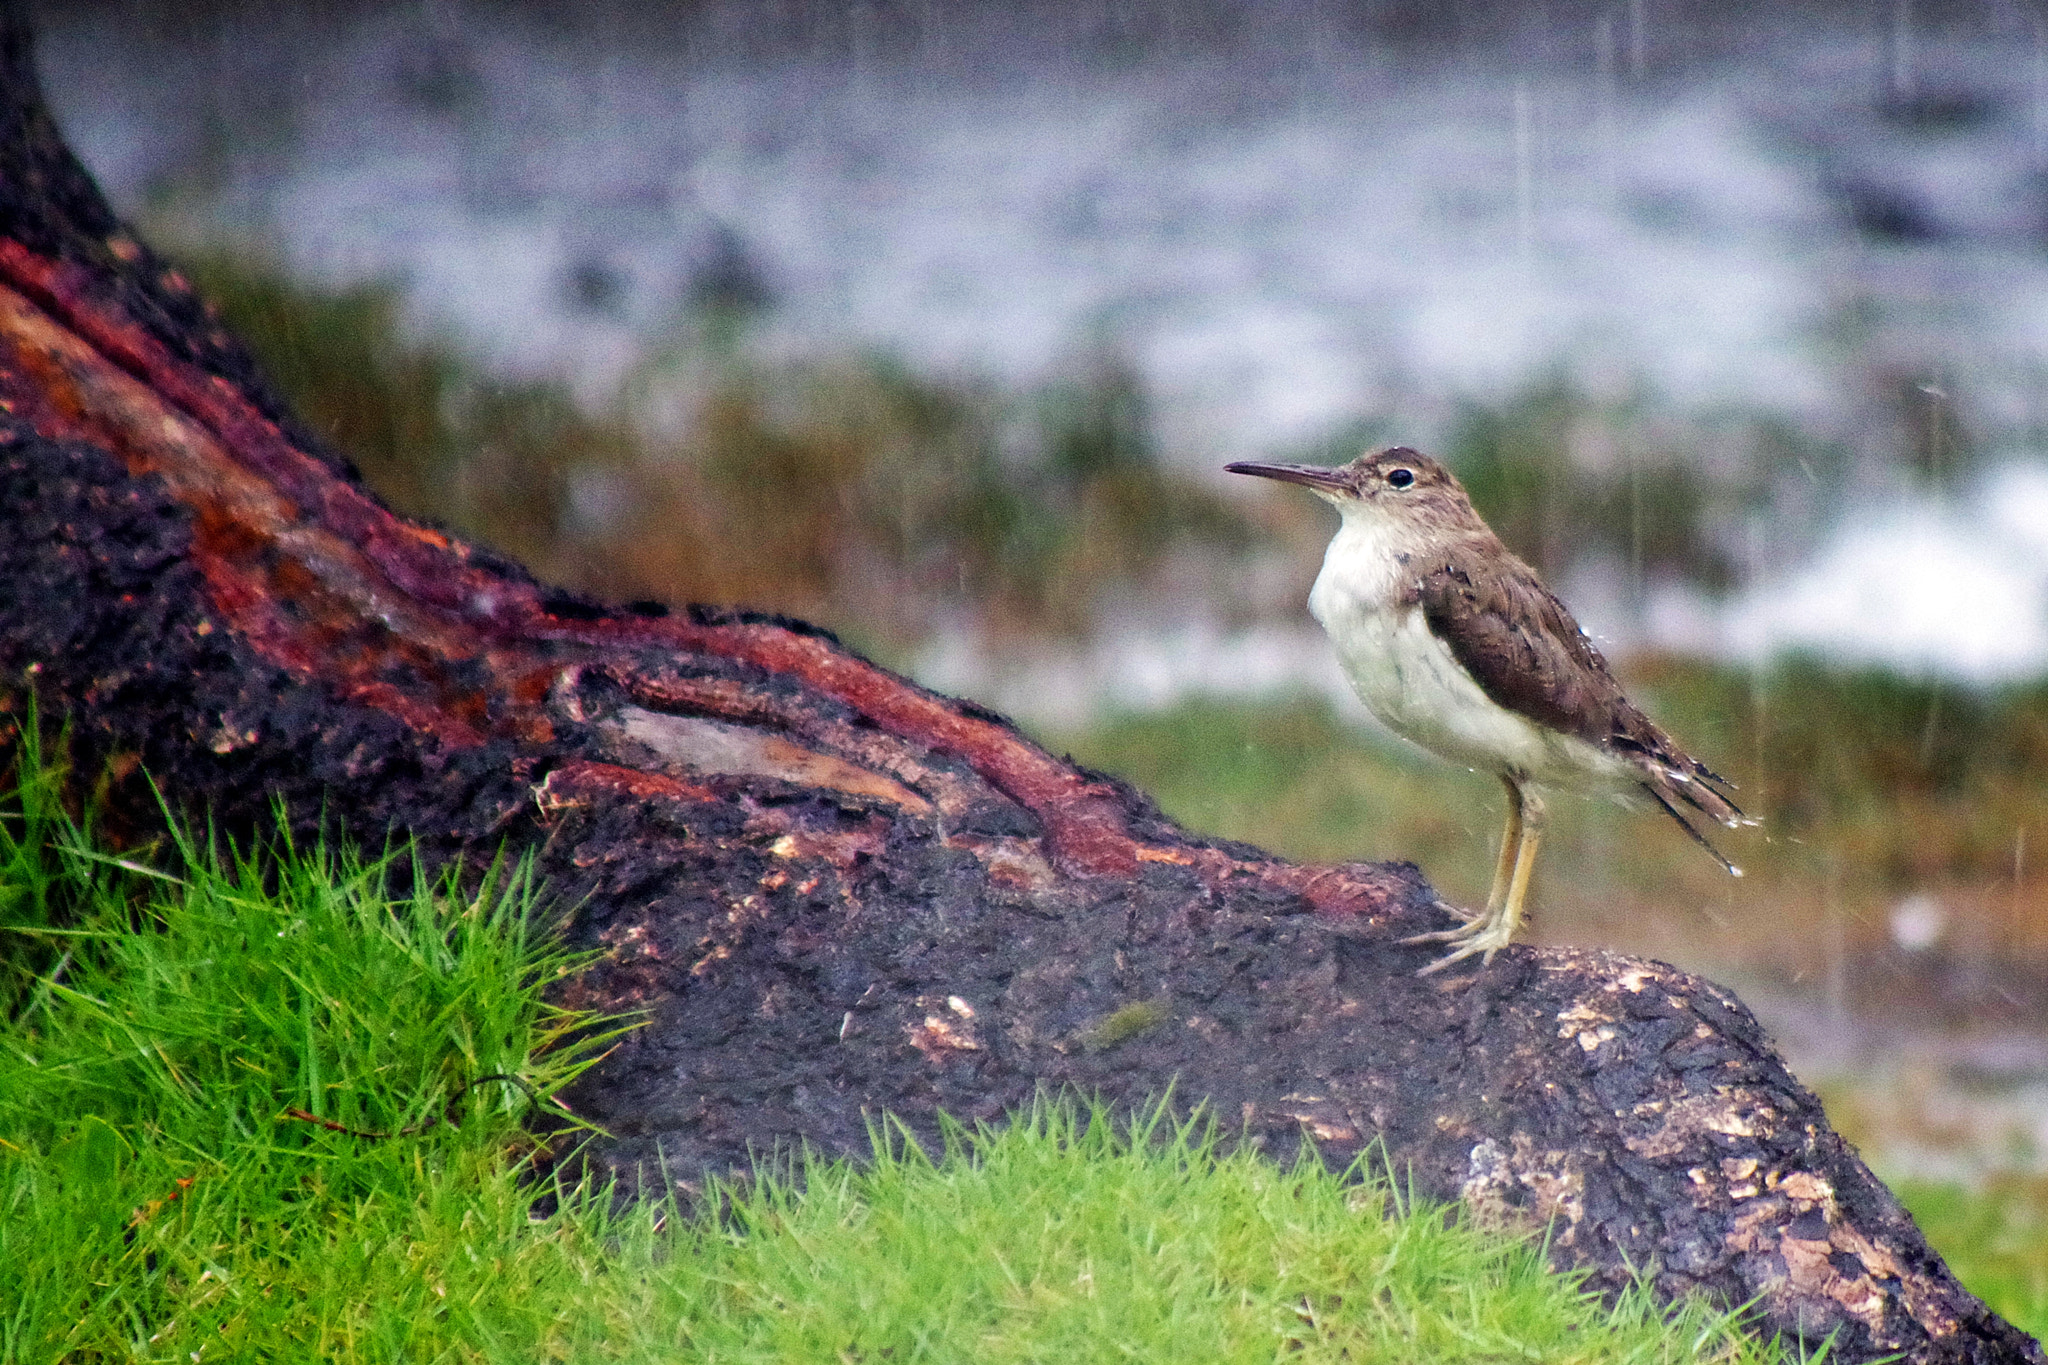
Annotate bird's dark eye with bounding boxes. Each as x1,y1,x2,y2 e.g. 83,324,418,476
1387,467,1416,489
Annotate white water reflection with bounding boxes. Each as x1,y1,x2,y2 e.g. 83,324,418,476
35,2,2048,684
42,5,2048,451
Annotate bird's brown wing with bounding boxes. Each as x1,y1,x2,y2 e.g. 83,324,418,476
1411,547,1745,843
1410,547,1628,749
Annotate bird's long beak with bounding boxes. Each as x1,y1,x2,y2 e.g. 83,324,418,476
1224,460,1352,492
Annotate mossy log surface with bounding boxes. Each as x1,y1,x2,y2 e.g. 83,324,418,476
0,14,2037,1364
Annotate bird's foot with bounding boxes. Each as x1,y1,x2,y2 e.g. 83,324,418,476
1414,928,1514,975
1399,908,1515,976
1394,899,1479,940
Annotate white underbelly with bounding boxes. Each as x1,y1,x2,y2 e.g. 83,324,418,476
1317,599,1636,795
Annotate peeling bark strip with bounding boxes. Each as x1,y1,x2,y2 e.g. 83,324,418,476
0,16,2036,1365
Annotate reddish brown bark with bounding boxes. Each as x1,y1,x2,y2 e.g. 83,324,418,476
0,14,2037,1364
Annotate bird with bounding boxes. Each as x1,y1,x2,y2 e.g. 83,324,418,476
1226,446,1748,974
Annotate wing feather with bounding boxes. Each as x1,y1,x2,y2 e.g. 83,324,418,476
1410,541,1745,831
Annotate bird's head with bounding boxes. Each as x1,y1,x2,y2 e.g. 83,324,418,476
1226,447,1477,532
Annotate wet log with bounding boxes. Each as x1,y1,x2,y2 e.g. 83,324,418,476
0,15,2036,1365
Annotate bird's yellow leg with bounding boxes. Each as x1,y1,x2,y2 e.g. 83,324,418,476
1412,783,1543,974
1401,775,1524,951
1485,790,1545,958
1483,772,1524,917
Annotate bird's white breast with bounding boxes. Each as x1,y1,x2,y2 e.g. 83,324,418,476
1305,508,1635,793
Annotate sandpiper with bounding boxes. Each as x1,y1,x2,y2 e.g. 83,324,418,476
1228,447,1747,973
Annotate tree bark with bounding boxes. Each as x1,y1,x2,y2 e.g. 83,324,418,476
0,15,2036,1364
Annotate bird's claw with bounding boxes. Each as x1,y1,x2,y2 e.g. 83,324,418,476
1398,901,1513,975
1394,898,1477,938
1413,933,1509,976
1395,898,1480,943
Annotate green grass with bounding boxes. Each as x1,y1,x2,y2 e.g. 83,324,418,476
0,745,1839,1364
0,744,619,1359
643,1105,1799,1364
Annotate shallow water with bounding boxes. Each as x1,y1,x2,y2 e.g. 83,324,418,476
38,1,2048,679
45,3,2048,448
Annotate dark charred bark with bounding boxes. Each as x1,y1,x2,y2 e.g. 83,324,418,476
0,15,2035,1364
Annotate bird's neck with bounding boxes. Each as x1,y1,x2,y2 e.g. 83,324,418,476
1308,505,1433,625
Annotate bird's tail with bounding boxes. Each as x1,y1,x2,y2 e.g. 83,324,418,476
1639,761,1750,877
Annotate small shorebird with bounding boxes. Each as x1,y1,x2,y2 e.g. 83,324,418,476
1228,447,1747,973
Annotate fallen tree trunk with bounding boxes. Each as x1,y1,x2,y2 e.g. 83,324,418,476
0,16,2035,1365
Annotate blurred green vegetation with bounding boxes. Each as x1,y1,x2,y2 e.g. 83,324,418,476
1816,1064,2048,1344
1050,657,2048,976
1648,655,2048,893
180,246,1875,667
176,245,2048,974
1894,1176,2048,1343
180,250,1250,657
1447,376,1756,590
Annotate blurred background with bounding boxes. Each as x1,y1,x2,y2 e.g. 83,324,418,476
30,0,2048,1199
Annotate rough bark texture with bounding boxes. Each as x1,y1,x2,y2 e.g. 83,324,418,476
0,15,2037,1364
